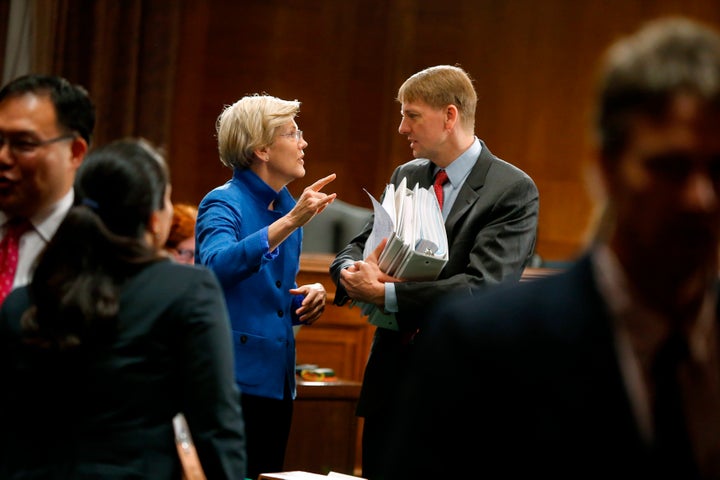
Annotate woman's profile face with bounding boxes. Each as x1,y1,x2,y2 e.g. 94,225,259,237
264,120,308,188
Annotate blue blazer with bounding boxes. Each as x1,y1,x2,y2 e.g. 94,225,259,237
196,168,303,400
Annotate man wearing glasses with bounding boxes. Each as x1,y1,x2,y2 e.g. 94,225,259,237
0,74,95,305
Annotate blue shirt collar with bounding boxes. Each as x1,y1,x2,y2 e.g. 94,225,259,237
436,137,481,188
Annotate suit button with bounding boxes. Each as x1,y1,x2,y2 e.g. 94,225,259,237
276,280,282,288
277,310,284,317
240,335,247,344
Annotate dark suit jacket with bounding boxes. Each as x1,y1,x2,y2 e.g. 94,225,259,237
330,141,539,417
384,254,697,479
0,260,246,480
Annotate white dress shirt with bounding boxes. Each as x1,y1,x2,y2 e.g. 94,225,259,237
0,189,74,290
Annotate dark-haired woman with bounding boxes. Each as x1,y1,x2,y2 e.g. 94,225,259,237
0,138,246,479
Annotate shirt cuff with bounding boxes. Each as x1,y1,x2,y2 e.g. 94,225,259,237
384,282,398,313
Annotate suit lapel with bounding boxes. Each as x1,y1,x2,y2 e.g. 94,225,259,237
569,256,647,443
444,140,494,235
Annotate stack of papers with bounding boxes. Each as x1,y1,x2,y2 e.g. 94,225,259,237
357,177,448,330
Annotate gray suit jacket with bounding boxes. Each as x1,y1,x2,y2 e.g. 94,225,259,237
330,140,539,416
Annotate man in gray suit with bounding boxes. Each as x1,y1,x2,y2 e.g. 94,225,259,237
386,18,720,480
330,64,539,480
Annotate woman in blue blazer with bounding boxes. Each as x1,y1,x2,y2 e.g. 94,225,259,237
196,94,336,480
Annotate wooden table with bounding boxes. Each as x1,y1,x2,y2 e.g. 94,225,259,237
284,379,362,476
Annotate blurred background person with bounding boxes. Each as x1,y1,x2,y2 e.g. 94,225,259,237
385,17,720,480
0,138,246,479
195,93,335,479
0,74,95,306
165,202,198,265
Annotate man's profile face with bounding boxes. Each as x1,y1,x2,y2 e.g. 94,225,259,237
608,93,720,266
398,100,449,161
0,93,82,218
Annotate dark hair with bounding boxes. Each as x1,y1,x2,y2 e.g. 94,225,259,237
76,138,169,237
596,17,720,159
0,74,96,145
23,138,169,351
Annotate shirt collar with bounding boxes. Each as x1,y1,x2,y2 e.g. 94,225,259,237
0,189,74,242
591,244,717,364
436,137,481,188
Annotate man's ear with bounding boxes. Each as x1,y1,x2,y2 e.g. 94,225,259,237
70,137,88,168
444,104,459,130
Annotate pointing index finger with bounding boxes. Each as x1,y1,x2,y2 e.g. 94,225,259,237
309,173,337,192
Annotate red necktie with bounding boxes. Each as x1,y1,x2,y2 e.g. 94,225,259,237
0,219,32,305
433,169,449,209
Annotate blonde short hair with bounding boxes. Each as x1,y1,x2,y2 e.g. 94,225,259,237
397,65,477,133
216,94,301,169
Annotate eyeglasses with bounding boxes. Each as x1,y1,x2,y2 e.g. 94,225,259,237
172,248,195,262
0,133,76,157
278,130,304,143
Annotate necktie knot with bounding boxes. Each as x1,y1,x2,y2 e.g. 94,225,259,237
5,218,32,237
433,170,449,209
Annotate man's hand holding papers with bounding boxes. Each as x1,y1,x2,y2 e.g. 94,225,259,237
340,238,397,305
342,177,448,330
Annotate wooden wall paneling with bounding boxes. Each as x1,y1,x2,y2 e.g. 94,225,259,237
86,1,142,145
285,380,362,475
49,0,95,94
134,2,182,151
295,253,374,383
0,0,9,77
294,253,369,475
13,2,720,259
49,1,185,149
168,0,213,205
194,0,400,206
538,178,599,261
35,0,718,262
295,321,371,383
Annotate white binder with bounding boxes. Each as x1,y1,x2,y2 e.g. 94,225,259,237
357,177,448,330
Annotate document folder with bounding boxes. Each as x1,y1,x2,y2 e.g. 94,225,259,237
356,177,448,330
